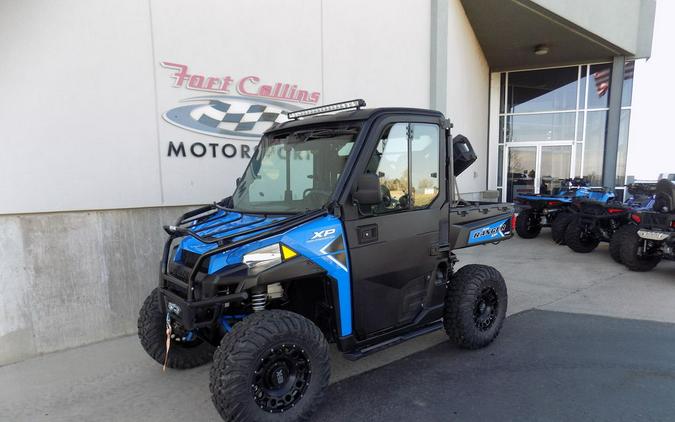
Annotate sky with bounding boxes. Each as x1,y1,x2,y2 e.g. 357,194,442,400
626,0,675,180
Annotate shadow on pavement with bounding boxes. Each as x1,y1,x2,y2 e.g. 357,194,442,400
316,310,675,422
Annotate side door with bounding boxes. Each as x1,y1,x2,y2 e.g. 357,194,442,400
342,117,447,339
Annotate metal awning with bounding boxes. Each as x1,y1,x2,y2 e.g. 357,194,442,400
460,0,656,71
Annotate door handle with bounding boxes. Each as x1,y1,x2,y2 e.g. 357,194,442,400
356,224,378,244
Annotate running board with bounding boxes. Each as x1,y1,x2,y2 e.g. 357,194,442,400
342,320,444,361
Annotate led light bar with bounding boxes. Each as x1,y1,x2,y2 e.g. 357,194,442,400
287,99,366,120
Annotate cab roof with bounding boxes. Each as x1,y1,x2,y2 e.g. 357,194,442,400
269,107,445,134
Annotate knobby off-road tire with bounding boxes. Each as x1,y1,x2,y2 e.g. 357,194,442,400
620,225,661,272
137,288,215,369
609,224,634,263
443,264,508,350
210,310,330,422
515,209,542,239
551,212,574,245
564,218,600,253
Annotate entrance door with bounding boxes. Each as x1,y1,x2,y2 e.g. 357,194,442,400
505,143,572,201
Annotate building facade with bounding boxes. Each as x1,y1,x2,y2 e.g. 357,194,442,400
0,0,655,364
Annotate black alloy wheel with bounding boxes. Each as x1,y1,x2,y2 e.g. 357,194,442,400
252,343,312,413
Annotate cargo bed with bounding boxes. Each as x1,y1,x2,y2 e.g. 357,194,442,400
448,201,514,249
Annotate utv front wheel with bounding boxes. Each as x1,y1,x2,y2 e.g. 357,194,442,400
210,310,330,422
515,209,542,239
137,288,215,369
444,264,508,349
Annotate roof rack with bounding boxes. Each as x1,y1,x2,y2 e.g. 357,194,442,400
287,99,366,120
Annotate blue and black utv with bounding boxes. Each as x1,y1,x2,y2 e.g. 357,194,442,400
514,178,614,243
137,100,515,422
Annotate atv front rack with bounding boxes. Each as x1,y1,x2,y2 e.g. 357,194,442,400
160,204,327,302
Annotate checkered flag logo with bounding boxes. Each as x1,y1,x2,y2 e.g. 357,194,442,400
190,100,287,134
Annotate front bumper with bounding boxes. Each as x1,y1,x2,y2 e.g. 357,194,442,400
159,261,250,330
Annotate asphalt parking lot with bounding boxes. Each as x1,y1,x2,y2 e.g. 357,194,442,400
1,233,674,421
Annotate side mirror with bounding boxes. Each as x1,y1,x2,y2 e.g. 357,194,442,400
353,173,382,205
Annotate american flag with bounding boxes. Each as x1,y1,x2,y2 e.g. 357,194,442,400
593,61,634,96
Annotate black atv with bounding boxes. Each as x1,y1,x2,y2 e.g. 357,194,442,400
564,182,658,261
619,179,675,271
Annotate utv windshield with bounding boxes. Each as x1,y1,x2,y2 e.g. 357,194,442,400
231,125,360,213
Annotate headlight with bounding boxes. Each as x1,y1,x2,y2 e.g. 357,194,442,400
242,243,299,271
242,244,282,269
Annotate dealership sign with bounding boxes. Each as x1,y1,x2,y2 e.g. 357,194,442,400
160,62,321,158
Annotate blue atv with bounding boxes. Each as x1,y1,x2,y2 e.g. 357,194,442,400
137,100,515,422
564,182,657,260
514,178,614,244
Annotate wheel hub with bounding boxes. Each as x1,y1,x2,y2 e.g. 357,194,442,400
252,344,311,413
474,288,498,331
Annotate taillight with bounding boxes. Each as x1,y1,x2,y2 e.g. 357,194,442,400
547,201,559,206
607,208,624,214
671,221,675,229
631,214,641,224
511,215,517,231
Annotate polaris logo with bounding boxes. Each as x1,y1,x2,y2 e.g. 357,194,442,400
311,229,336,240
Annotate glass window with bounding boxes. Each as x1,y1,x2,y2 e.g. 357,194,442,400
497,145,504,186
622,61,634,107
410,124,440,208
507,66,578,113
576,112,585,142
616,109,631,186
506,146,536,202
500,73,506,114
506,112,576,142
585,63,611,109
367,123,410,213
575,143,583,177
540,146,571,194
583,110,608,186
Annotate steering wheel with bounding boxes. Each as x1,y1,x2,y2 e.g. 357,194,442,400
302,188,332,204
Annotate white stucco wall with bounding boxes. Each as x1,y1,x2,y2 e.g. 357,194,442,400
445,0,490,194
0,0,490,365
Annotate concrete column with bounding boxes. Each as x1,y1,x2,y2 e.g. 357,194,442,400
602,55,625,189
430,0,448,114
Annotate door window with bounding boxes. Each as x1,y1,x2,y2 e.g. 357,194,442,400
410,124,440,208
363,122,439,213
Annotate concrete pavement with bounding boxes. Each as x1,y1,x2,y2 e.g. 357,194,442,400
1,232,673,421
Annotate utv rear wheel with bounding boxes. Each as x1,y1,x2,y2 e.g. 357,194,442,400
551,212,573,245
620,226,661,272
565,219,600,253
137,288,215,369
609,224,634,263
443,264,507,349
515,209,542,239
210,310,330,422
